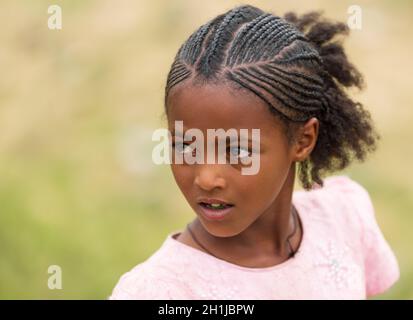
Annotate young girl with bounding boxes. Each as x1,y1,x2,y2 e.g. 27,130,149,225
109,5,399,299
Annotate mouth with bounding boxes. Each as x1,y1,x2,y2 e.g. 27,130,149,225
197,199,235,221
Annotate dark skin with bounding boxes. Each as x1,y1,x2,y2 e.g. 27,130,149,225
166,81,319,268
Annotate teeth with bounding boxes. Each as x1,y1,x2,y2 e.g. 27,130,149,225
203,203,226,209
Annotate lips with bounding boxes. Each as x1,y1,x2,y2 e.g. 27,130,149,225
197,198,235,220
199,202,234,209
197,198,234,206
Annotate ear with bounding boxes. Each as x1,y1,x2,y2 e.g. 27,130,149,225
292,117,319,162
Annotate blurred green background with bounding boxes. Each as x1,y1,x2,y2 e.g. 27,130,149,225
0,0,412,299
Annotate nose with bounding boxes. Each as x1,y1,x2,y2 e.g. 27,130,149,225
194,164,227,191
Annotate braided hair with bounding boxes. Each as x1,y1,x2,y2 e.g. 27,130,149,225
164,5,380,190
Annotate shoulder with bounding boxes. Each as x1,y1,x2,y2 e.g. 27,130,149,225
311,175,380,235
321,175,373,208
108,240,193,300
297,174,400,297
296,174,372,226
108,264,186,300
298,174,382,246
308,174,371,205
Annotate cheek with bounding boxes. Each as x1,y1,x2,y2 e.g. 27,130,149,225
261,152,290,182
170,164,194,194
238,153,290,202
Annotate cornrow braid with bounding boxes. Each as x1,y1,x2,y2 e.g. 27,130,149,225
227,14,265,66
233,14,275,64
244,20,289,63
197,8,247,77
182,21,214,65
164,5,380,190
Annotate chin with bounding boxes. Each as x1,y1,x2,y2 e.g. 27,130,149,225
197,217,243,238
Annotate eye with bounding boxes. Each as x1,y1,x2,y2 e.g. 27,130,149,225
227,146,251,159
172,142,194,155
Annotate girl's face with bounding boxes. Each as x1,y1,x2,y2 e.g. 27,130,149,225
166,82,316,238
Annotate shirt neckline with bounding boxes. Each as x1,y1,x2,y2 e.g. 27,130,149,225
166,192,309,273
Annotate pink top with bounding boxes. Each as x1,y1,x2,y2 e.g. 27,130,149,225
109,175,400,300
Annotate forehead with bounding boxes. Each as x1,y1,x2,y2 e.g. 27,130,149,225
166,82,284,139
